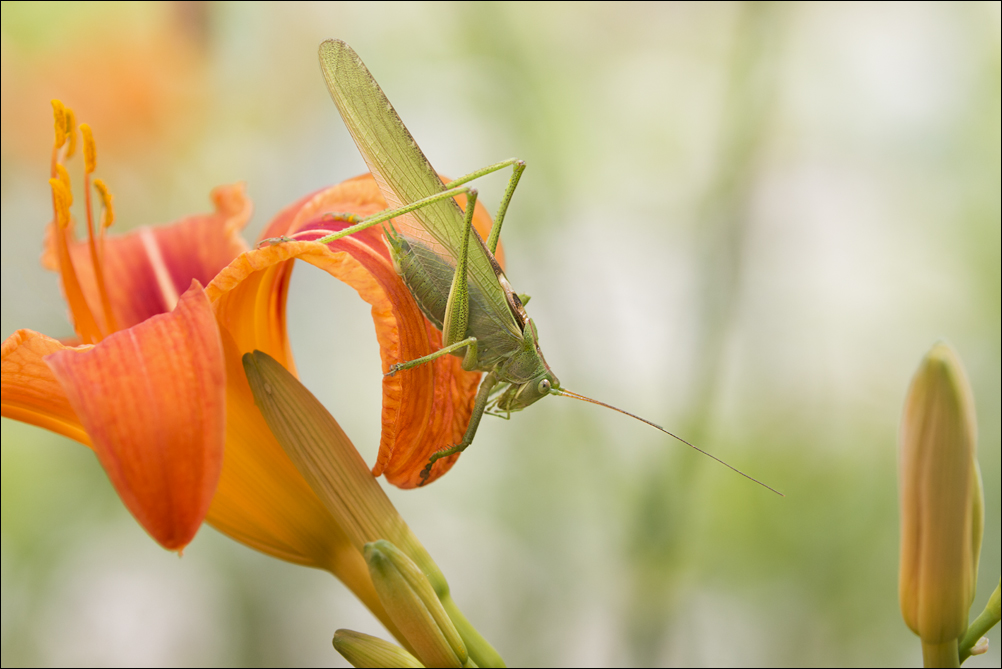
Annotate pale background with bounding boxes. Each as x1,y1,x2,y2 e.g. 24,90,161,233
2,2,999,667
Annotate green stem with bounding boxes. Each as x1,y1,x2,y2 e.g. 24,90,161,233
441,595,506,668
959,579,1001,663
922,640,959,668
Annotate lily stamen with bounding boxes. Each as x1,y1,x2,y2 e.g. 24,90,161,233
46,100,123,342
64,106,77,160
50,99,67,176
80,123,118,333
47,158,103,344
93,179,115,291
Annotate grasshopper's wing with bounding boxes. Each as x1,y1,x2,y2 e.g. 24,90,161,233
319,39,520,338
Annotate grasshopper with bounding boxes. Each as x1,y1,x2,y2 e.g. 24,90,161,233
291,39,778,493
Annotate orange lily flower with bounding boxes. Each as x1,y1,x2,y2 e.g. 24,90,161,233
2,103,494,608
2,101,244,552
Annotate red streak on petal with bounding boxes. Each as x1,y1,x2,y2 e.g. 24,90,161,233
43,184,251,333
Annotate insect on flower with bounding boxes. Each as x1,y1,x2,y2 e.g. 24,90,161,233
268,39,781,494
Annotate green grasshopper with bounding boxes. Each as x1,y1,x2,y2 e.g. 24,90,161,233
296,39,778,493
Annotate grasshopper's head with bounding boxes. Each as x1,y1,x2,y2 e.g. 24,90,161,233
496,319,560,412
496,369,560,412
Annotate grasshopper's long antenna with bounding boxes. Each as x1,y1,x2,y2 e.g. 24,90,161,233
552,389,784,497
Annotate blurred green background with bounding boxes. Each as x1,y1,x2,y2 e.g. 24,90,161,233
2,2,999,666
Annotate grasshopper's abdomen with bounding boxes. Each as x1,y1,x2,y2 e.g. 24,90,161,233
384,230,449,330
384,228,520,370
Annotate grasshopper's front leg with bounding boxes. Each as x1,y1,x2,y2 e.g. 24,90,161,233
385,335,478,376
419,371,499,485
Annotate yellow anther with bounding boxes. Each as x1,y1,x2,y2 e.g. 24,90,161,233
54,163,73,207
49,178,71,229
51,100,67,150
80,123,97,174
64,107,78,159
93,178,115,228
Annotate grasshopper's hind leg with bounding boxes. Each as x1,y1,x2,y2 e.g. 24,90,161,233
269,183,484,248
262,159,526,256
443,158,526,256
257,213,364,247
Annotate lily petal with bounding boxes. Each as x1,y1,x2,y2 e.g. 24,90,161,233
44,282,225,551
209,325,361,569
208,327,397,632
251,174,495,488
43,183,251,333
1,329,90,446
199,243,401,631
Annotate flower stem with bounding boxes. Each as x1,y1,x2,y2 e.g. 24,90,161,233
441,595,505,668
959,580,1001,663
922,640,959,668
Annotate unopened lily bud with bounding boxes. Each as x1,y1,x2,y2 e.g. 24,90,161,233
365,540,469,668
333,629,424,668
899,343,983,647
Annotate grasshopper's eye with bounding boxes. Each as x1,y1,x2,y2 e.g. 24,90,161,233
538,379,551,395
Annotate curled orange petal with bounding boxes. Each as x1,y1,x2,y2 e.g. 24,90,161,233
44,282,226,551
198,242,401,621
248,174,496,488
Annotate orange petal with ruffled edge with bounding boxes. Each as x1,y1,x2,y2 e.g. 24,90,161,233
1,330,90,446
44,282,225,551
253,174,496,488
195,238,402,628
43,183,251,333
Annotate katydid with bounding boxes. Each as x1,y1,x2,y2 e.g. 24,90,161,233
294,39,779,494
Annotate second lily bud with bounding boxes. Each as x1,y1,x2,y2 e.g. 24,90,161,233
899,343,984,665
365,540,472,668
333,629,424,668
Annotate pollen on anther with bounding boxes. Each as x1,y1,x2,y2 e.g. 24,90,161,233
93,179,115,228
51,100,67,149
80,123,97,174
55,163,73,207
64,108,78,159
49,178,71,229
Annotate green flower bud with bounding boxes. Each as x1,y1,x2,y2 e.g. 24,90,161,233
365,540,469,668
333,629,424,668
899,344,983,649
